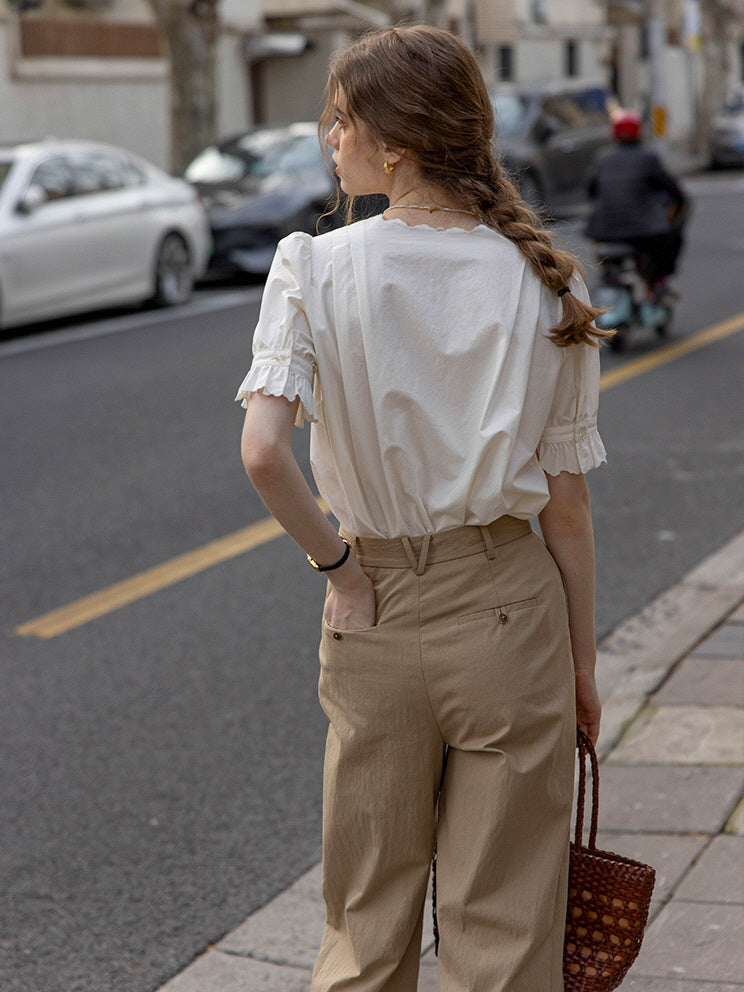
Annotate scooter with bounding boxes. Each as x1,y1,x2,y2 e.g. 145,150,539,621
592,242,674,352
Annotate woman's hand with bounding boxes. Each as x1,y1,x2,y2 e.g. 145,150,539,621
575,668,601,746
323,559,376,631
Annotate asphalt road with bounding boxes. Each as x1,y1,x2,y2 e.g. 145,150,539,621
0,171,742,992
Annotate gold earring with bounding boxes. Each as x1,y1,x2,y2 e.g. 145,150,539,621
383,161,395,175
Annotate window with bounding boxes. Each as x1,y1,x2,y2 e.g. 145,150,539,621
573,87,611,124
29,157,75,201
564,40,580,78
0,161,12,195
76,151,138,195
71,151,146,195
530,0,547,23
541,95,587,131
498,45,514,82
122,158,147,187
640,22,649,61
184,131,322,184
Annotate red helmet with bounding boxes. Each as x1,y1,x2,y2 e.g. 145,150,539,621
613,110,642,142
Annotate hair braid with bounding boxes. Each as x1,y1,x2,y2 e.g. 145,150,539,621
485,165,611,346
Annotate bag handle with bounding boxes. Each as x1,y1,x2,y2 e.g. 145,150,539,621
574,729,600,850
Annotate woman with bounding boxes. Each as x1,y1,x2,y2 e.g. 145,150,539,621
238,25,609,992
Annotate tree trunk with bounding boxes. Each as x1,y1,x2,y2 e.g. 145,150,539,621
146,0,220,174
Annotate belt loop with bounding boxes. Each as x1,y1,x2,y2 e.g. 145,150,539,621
416,534,432,576
341,529,361,561
479,524,497,560
400,536,418,572
400,534,432,575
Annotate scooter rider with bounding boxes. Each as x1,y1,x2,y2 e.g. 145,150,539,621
585,110,689,293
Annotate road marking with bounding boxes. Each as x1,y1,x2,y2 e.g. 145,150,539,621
15,499,329,639
599,312,744,391
14,313,744,639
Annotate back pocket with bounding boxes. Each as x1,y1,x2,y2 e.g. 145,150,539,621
457,597,538,626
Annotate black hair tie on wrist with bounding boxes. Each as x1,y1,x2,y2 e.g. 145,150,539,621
307,538,351,572
557,286,571,297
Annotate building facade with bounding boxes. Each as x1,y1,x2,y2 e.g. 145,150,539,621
0,0,259,168
1,0,742,169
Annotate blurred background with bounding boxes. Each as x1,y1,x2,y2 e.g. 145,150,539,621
1,4,742,992
1,0,743,331
2,0,742,174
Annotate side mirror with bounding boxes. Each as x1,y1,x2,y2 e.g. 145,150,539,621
17,185,48,214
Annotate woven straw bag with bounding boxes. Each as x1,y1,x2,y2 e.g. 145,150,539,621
565,730,656,991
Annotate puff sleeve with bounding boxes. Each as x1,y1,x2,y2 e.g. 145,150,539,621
234,232,317,427
537,339,607,476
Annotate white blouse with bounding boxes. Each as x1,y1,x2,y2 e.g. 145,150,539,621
236,214,606,539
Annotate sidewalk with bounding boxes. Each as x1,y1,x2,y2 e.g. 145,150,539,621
158,530,744,992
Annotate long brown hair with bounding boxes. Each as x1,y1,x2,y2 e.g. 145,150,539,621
320,25,611,347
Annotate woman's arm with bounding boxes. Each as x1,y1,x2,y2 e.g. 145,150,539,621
538,470,601,745
241,392,375,630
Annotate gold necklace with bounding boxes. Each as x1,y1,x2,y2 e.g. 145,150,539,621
386,202,481,220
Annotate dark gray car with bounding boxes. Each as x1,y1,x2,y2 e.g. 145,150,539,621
184,123,387,276
490,81,613,216
184,123,338,276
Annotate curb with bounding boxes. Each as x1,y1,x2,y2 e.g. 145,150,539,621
156,527,744,992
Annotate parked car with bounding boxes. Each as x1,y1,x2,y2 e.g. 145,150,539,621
490,80,614,215
0,139,210,331
183,122,341,276
709,94,744,169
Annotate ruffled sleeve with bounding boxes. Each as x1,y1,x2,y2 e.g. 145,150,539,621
537,338,607,477
234,232,317,427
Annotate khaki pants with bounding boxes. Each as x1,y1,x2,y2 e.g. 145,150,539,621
313,518,576,992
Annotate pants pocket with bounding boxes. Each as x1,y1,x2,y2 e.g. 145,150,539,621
457,597,539,626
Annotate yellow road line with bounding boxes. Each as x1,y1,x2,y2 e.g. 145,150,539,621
15,313,744,639
599,312,744,391
15,499,329,639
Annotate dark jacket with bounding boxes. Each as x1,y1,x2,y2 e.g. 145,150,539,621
584,142,687,241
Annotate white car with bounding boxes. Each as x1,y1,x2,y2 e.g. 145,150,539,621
0,139,211,331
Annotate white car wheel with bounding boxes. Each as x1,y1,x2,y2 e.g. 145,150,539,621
152,233,193,306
